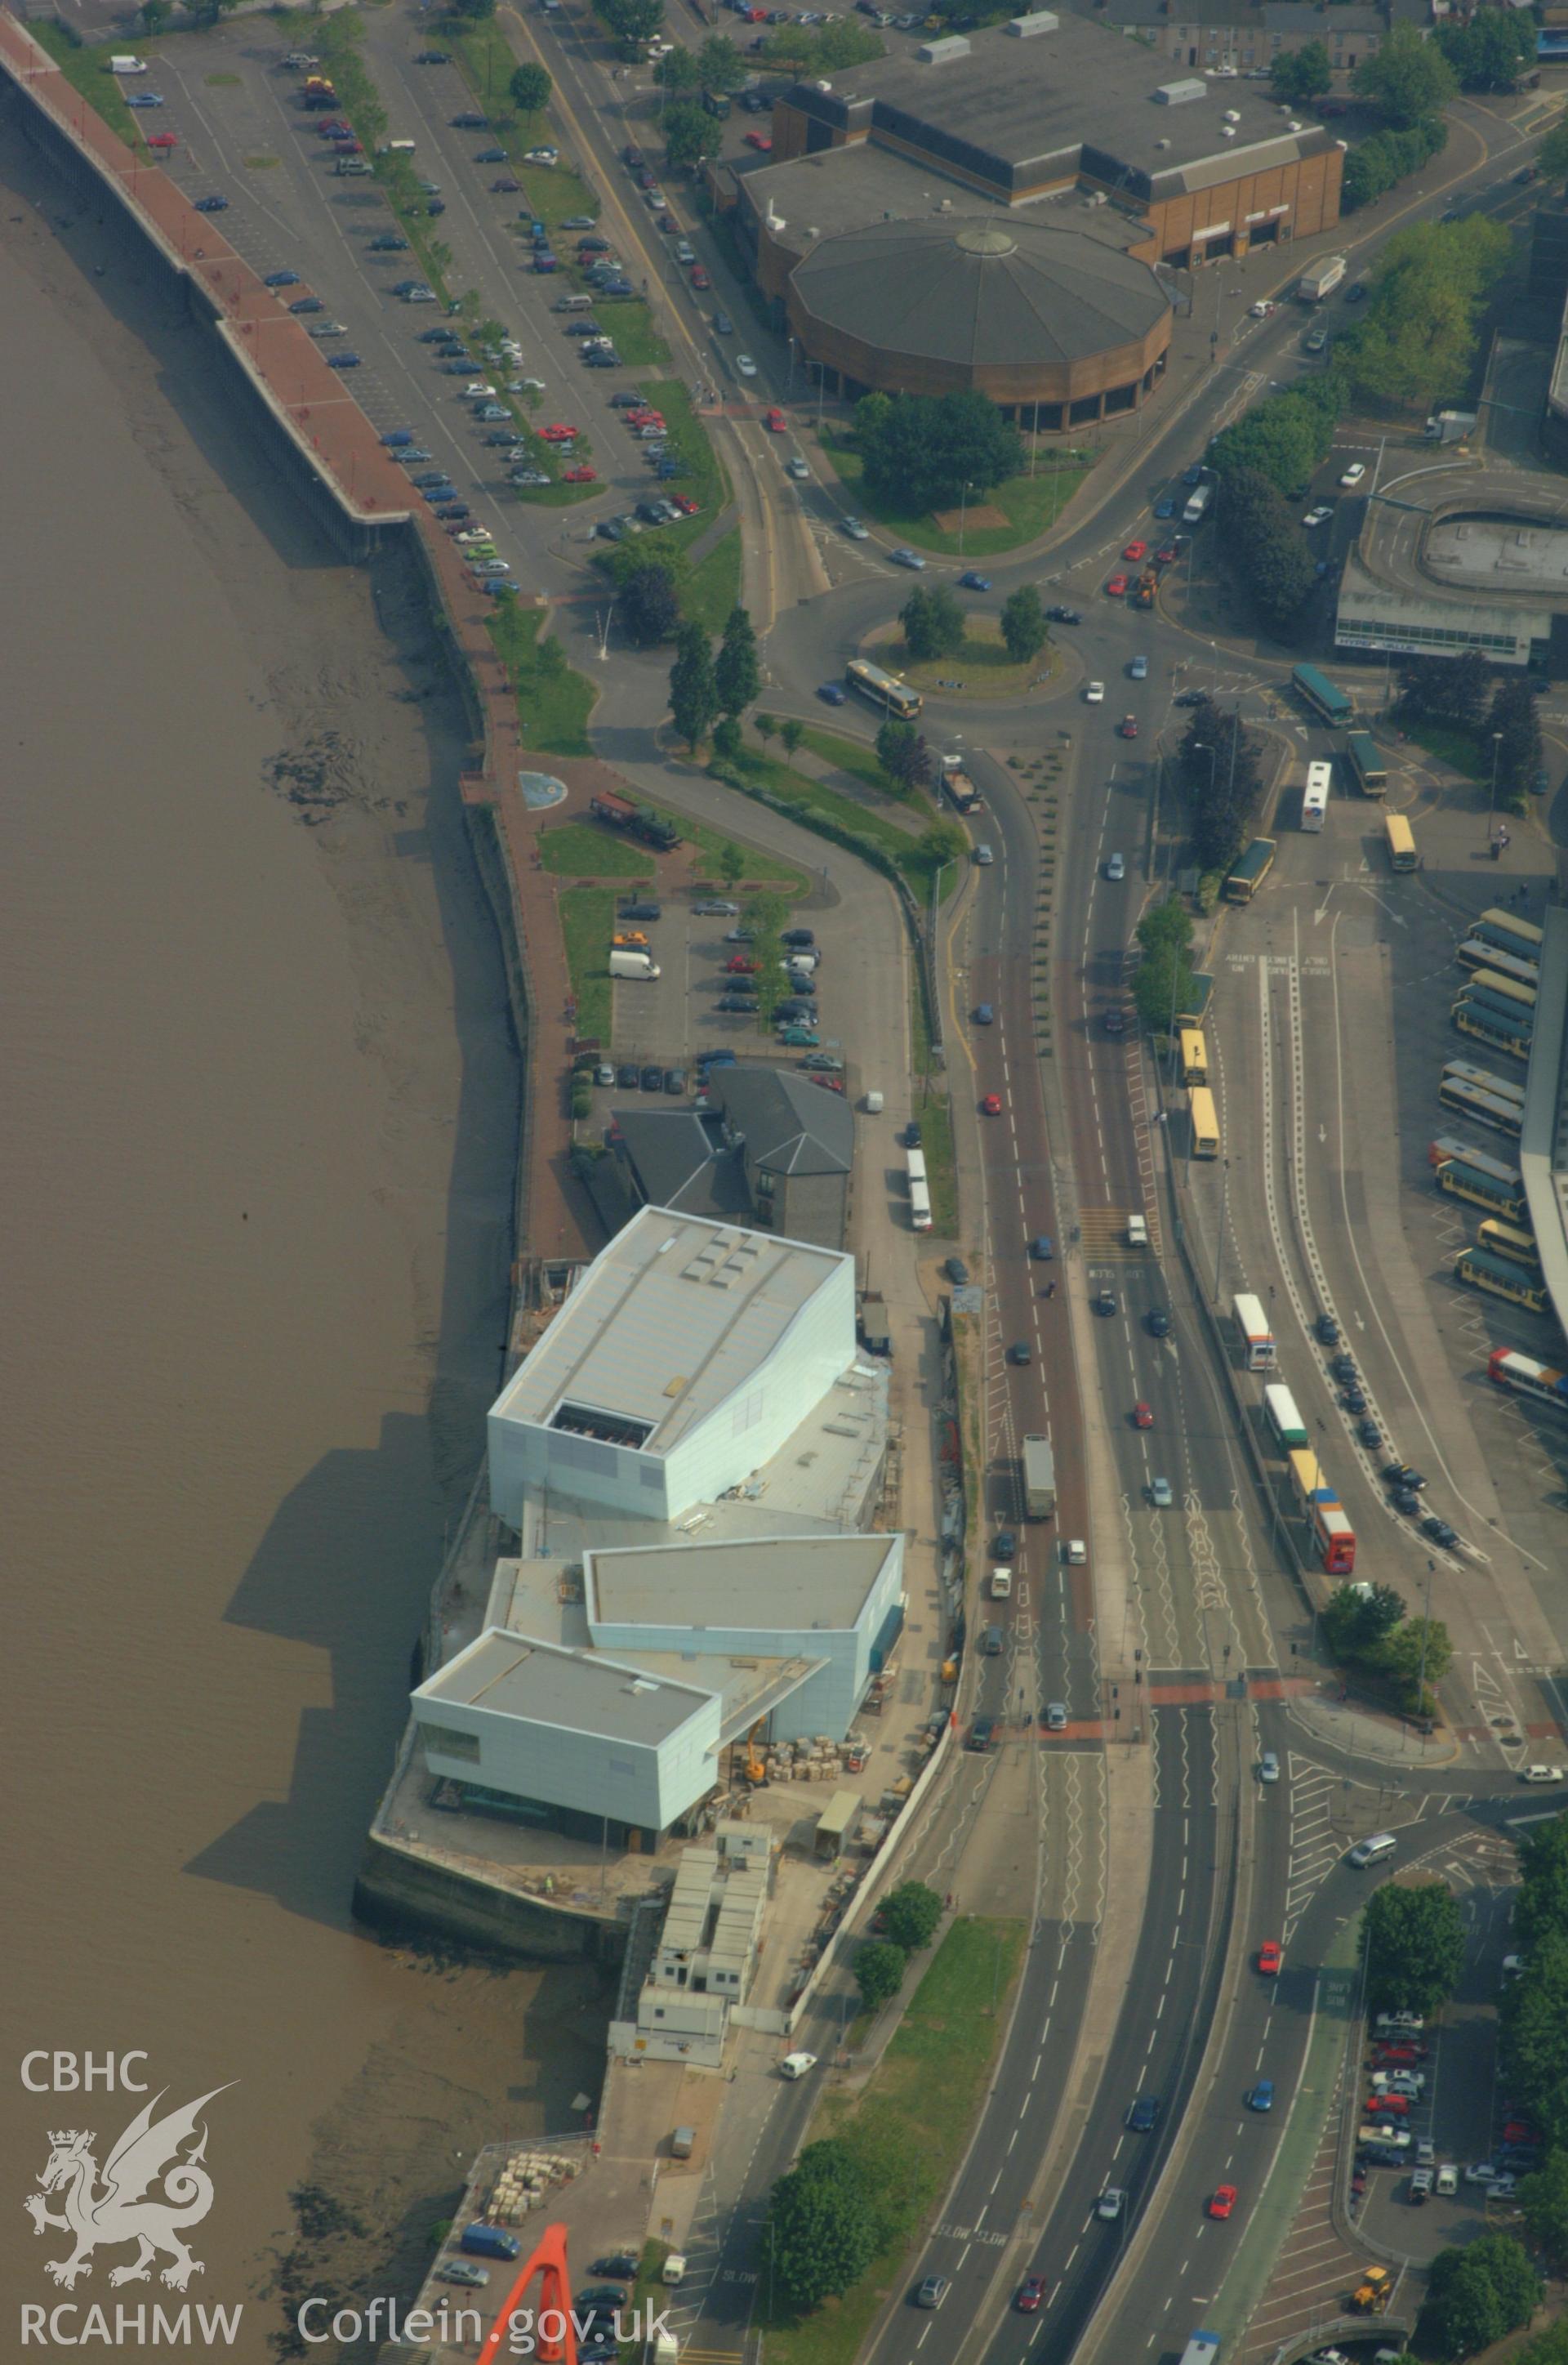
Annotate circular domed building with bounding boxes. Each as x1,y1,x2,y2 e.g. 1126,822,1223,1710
783,215,1172,429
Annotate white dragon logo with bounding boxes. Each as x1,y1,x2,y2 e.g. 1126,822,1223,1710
24,2086,234,2291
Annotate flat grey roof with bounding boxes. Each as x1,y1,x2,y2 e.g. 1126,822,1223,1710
1426,519,1568,594
490,1207,851,1454
742,138,1152,257
588,1533,898,1632
416,1631,711,1744
1520,907,1568,1342
782,16,1330,194
1335,552,1551,663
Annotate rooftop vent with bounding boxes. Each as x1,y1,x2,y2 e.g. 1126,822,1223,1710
1154,75,1208,104
916,32,971,59
1004,7,1058,32
1220,123,1236,136
1154,136,1170,148
1223,107,1241,121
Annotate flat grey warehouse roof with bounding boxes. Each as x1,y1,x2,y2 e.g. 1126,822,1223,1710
418,1631,711,1743
589,1533,898,1631
784,16,1330,194
490,1207,852,1455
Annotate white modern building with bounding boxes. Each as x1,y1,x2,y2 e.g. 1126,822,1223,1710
487,1210,858,1527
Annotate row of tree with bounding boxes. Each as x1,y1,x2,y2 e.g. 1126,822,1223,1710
1173,700,1265,878
1320,1582,1452,1716
1214,467,1321,640
898,583,1048,667
1396,656,1543,817
668,605,761,750
1130,899,1198,1039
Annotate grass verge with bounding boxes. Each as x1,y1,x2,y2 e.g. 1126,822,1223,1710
684,529,743,634
755,1918,1027,2365
717,747,955,898
1405,721,1485,779
30,25,141,145
900,619,1045,700
644,802,809,895
487,605,597,757
919,1091,959,1238
797,726,889,800
537,823,653,879
558,886,617,1042
608,308,673,373
826,439,1096,557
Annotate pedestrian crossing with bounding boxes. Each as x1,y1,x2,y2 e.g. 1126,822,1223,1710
1078,1207,1160,1258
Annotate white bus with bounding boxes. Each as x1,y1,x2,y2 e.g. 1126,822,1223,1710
906,1147,932,1233
1302,760,1331,832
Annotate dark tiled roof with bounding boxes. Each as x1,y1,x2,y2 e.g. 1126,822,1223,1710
714,1065,853,1176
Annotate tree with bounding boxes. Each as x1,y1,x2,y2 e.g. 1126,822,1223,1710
901,585,966,663
697,32,748,88
664,98,722,172
1419,2237,1539,2362
1490,677,1544,814
669,621,718,751
1519,2150,1568,2274
877,1881,943,1954
1515,1816,1568,1950
1343,217,1508,412
1178,704,1262,875
754,712,778,755
855,390,1021,515
655,46,703,90
1397,650,1490,731
1540,122,1568,187
1365,1879,1465,2016
1435,10,1535,94
1375,1614,1452,1711
449,0,498,18
138,0,171,28
1000,585,1048,666
1213,399,1335,498
1503,1934,1568,2144
598,0,665,38
1353,24,1459,126
715,605,760,717
1321,1580,1405,1662
875,719,933,794
917,819,968,873
779,717,804,766
711,716,744,765
1133,942,1196,1037
509,60,552,114
855,1939,907,2013
620,562,683,647
717,839,746,889
1270,42,1330,105
766,2140,880,2313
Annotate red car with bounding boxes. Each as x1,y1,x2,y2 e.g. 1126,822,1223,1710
1134,1402,1153,1430
317,119,351,136
725,955,760,974
148,131,177,149
764,408,787,433
808,1074,844,1093
1106,573,1129,598
670,494,699,515
1258,1940,1283,1976
1156,544,1179,566
1123,539,1148,563
1016,2278,1045,2314
1120,716,1138,739
1209,2186,1237,2220
1503,2121,1539,2148
627,413,666,430
564,465,597,482
1366,2093,1409,2117
540,423,580,443
982,1093,1004,1116
691,264,710,289
331,137,363,153
745,131,773,150
1374,2043,1427,2066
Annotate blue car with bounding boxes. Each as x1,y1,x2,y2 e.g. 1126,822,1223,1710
194,194,229,212
381,430,414,447
817,683,847,705
264,270,301,288
959,570,991,591
435,504,470,520
1127,2096,1159,2133
973,1004,994,1025
1030,1235,1054,1261
1248,2081,1274,2113
1153,497,1176,519
326,352,361,368
289,297,323,315
126,91,165,107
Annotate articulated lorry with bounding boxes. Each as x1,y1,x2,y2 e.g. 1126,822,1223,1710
1022,1435,1056,1519
1297,254,1347,301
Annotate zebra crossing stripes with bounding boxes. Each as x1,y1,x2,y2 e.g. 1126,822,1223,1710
1282,1759,1344,1942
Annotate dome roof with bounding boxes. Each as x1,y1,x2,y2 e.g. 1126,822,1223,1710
790,215,1168,371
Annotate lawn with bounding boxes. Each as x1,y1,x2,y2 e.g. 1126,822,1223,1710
1405,721,1486,779
684,529,743,634
486,604,598,757
605,307,672,373
797,727,889,800
719,747,955,899
898,618,1046,700
826,440,1096,557
644,379,727,547
643,803,808,895
756,1918,1027,2365
917,1090,958,1237
31,25,141,145
558,886,617,1043
537,823,653,879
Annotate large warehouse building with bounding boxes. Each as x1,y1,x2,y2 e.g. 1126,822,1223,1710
717,9,1342,419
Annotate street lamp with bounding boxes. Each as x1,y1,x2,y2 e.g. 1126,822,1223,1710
957,479,974,557
1487,728,1504,856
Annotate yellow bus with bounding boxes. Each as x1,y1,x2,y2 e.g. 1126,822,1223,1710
1467,966,1537,1013
1454,1246,1547,1314
845,658,923,720
1179,1028,1209,1086
1477,1219,1542,1273
1188,1085,1220,1158
1383,812,1417,872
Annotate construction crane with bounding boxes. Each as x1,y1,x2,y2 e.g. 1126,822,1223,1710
741,1720,768,1786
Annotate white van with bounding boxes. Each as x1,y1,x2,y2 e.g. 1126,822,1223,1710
862,1091,884,1114
989,1567,1012,1600
1126,1214,1148,1250
661,2254,686,2287
109,54,148,72
555,292,595,312
609,949,661,979
1349,1832,1396,1868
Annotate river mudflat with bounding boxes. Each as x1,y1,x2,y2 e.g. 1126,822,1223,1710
0,134,605,2358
